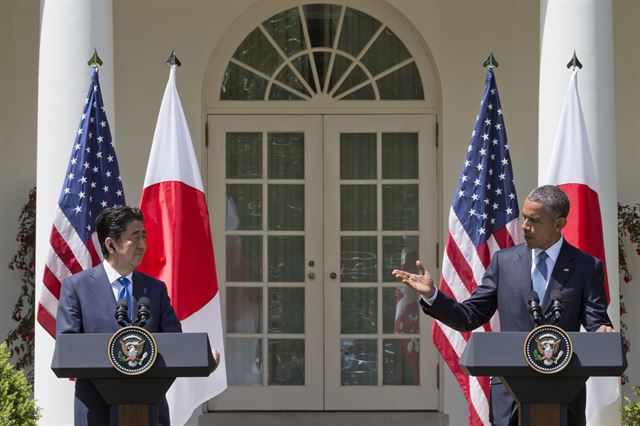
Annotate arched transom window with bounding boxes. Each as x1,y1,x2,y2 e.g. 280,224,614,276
221,4,424,101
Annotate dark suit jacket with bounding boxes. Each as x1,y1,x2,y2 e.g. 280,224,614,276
421,241,611,426
56,264,182,426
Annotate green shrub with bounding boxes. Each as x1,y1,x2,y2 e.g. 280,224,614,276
622,386,640,426
0,341,39,425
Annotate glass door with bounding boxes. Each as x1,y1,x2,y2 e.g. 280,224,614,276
208,115,324,410
323,115,438,409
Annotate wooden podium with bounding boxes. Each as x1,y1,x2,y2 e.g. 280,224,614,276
52,332,216,425
459,332,627,426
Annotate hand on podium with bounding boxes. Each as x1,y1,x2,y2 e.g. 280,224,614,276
212,349,221,371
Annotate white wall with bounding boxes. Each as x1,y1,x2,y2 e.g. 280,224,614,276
0,0,38,344
614,0,640,400
112,0,257,204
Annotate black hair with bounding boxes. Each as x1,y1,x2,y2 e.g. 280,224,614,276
96,206,144,257
526,185,570,218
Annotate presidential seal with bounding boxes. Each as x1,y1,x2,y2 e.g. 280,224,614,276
524,324,573,374
108,326,157,375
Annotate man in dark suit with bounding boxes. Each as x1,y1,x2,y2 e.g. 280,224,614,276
56,206,182,426
392,185,613,426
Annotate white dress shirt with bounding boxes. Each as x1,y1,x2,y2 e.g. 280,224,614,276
102,260,133,302
530,236,563,296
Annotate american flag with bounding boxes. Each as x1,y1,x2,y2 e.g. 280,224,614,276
37,67,125,337
432,67,521,426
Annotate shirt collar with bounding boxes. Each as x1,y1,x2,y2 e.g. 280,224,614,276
532,235,564,264
102,259,133,285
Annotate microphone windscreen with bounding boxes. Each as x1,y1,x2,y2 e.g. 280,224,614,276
528,290,540,303
137,296,150,307
117,298,128,309
550,289,562,301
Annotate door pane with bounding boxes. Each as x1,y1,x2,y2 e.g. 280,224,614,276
382,286,419,334
268,236,305,282
268,339,305,385
382,235,419,282
226,287,262,333
226,338,262,385
381,184,418,230
341,339,377,385
340,184,376,230
226,235,262,282
227,184,262,230
341,287,377,333
226,133,262,178
383,339,420,385
268,132,305,179
269,287,304,333
340,133,376,179
340,236,377,283
381,133,418,179
268,184,304,230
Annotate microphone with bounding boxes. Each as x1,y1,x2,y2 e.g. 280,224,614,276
528,291,543,326
115,298,130,327
135,297,151,327
549,289,563,325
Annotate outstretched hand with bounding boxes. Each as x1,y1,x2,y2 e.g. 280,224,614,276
392,260,436,299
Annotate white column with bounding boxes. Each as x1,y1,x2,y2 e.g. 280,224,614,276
539,1,618,425
35,1,113,424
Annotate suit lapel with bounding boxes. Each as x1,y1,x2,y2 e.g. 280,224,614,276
89,264,118,321
131,271,151,319
541,240,575,312
512,244,533,308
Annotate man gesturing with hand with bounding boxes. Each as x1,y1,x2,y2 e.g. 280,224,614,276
392,185,612,426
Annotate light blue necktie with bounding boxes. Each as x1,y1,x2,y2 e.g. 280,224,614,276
533,251,549,301
117,276,132,325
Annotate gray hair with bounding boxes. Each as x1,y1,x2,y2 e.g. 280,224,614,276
526,185,570,218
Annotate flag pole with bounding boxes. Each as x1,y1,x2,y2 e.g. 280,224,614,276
566,50,583,70
87,48,103,68
166,49,182,67
482,50,499,68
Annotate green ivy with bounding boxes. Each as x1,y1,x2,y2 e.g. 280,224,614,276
621,386,640,426
0,341,40,425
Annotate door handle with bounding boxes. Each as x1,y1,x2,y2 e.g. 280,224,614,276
308,272,316,279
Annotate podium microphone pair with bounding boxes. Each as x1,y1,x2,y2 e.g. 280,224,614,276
528,289,563,326
115,297,151,327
